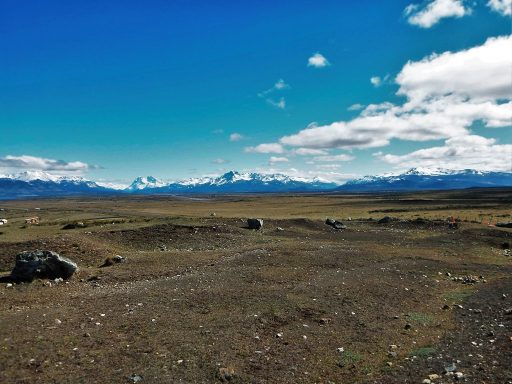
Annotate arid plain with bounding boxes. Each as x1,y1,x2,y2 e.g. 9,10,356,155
0,189,511,383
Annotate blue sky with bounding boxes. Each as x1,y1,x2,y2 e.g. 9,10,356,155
0,0,511,185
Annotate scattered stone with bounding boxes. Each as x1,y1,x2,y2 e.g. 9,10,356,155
404,323,412,330
454,372,464,380
422,379,432,384
247,218,263,230
210,213,216,217
501,242,510,250
451,274,485,284
217,366,235,382
276,227,284,231
318,317,331,325
443,363,457,373
129,374,142,383
442,304,450,310
428,373,440,380
54,319,62,325
388,351,397,358
101,255,126,267
276,332,283,338
10,250,78,282
6,283,13,288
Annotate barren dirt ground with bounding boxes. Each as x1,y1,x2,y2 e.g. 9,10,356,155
0,190,511,383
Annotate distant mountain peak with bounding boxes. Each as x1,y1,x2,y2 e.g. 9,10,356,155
128,176,166,191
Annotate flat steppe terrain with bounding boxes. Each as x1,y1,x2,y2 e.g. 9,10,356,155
0,189,511,383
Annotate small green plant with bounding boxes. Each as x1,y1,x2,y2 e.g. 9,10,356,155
407,312,435,325
410,346,437,358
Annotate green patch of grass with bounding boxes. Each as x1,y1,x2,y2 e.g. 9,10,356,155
410,346,437,358
442,289,472,303
341,350,363,366
407,312,435,326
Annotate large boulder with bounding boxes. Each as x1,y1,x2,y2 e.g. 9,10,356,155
11,250,78,282
247,218,263,230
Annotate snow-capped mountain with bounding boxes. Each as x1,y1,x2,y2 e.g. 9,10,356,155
127,176,167,191
1,168,511,199
127,171,337,193
336,168,512,191
0,171,114,199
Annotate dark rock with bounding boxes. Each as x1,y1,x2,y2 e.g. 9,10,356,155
325,218,347,230
404,323,412,330
62,222,86,230
378,216,395,224
501,242,510,250
247,218,263,230
10,250,78,282
496,222,512,228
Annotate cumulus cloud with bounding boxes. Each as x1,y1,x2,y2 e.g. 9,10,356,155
211,158,230,164
277,35,511,152
245,143,285,154
0,155,97,175
313,154,355,162
488,0,512,15
307,53,330,68
376,135,512,172
269,156,289,164
397,35,512,104
405,0,470,28
229,133,244,142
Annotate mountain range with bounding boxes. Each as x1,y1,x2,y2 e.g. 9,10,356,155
0,168,511,199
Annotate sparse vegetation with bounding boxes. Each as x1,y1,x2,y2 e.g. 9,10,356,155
0,190,511,383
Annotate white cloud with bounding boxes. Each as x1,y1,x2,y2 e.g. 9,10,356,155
277,36,511,153
245,143,285,154
229,133,244,142
313,154,355,162
259,79,290,98
0,155,97,175
397,35,512,104
269,156,289,164
370,76,382,87
370,74,390,88
293,148,329,156
267,97,286,110
488,0,512,15
274,79,290,90
348,103,365,111
307,53,330,68
405,0,470,28
376,135,512,172
211,158,230,164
